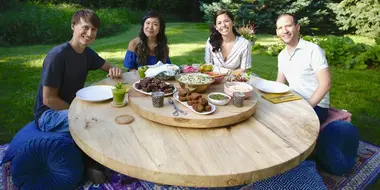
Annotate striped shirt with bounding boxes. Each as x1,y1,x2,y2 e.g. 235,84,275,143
205,36,252,74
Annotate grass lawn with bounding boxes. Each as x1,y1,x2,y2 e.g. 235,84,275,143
0,22,379,188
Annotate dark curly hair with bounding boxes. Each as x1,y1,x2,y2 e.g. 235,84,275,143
209,10,240,53
135,11,169,65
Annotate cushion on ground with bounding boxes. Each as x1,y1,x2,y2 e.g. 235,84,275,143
244,160,327,190
0,121,84,190
316,120,360,175
138,160,326,190
1,141,380,189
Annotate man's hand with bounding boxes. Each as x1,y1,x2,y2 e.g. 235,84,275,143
107,67,123,78
101,62,123,78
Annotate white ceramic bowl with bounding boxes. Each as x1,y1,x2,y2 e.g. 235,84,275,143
207,92,231,106
224,82,253,99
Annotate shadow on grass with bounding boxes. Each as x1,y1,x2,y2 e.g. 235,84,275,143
0,57,42,144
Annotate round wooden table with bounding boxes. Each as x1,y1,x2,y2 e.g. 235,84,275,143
68,72,320,187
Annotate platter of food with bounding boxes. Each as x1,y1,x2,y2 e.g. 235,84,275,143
225,73,250,82
133,77,176,96
173,91,216,115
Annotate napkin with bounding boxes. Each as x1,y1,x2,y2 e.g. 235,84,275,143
145,61,179,78
261,91,302,104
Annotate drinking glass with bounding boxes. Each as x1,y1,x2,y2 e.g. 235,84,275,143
152,91,164,108
232,92,245,107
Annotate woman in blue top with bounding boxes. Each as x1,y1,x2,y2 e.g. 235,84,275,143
124,11,171,71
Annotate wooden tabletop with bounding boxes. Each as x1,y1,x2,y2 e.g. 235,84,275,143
68,71,320,187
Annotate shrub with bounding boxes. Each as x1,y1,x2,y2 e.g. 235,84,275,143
24,0,210,21
0,2,143,46
237,21,257,43
0,3,75,45
95,8,145,38
251,43,266,54
317,36,370,69
354,39,380,69
259,35,379,70
266,43,285,56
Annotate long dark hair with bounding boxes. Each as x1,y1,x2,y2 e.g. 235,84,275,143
209,10,240,52
135,11,169,65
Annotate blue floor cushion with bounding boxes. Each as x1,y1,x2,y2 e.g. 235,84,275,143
316,120,360,175
1,121,84,190
140,160,326,190
249,160,326,190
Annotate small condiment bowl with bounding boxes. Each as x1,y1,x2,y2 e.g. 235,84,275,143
207,92,231,106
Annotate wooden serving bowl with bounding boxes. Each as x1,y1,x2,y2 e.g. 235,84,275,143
175,73,214,93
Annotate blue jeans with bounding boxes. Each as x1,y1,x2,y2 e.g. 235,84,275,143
316,120,359,175
38,109,69,133
314,106,328,124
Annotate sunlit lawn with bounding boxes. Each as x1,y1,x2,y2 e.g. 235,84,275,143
0,23,379,148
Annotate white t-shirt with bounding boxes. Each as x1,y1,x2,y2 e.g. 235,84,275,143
278,39,330,108
205,36,252,74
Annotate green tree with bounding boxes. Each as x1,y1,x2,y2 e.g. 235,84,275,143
330,0,380,38
200,0,340,34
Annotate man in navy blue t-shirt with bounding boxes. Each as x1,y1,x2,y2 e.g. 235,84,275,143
33,9,123,184
34,9,122,133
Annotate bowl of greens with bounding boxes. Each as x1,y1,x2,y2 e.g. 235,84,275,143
207,92,231,106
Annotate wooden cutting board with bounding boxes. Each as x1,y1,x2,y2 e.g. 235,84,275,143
128,81,258,128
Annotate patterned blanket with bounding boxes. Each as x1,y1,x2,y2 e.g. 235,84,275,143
1,141,379,190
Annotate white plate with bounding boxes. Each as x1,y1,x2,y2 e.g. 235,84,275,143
254,80,290,93
76,85,113,102
173,92,216,115
133,80,176,96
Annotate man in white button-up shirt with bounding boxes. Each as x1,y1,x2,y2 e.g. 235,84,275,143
275,13,331,124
